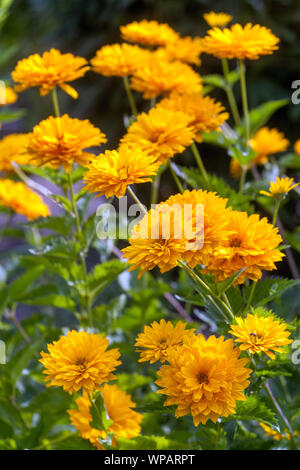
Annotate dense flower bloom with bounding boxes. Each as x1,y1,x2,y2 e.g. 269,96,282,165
135,319,195,364
68,385,142,449
40,330,121,394
204,211,284,284
1,86,18,106
90,43,151,77
159,36,203,65
260,176,299,198
120,20,179,46
229,313,292,359
0,134,30,171
130,58,203,99
294,139,300,156
120,107,195,164
203,11,233,28
230,127,289,178
83,146,160,199
202,23,279,60
24,114,106,172
156,334,251,426
158,92,228,142
122,202,188,277
12,48,90,98
0,179,50,220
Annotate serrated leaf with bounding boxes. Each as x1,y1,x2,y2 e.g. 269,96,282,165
88,259,126,296
245,278,300,307
224,394,277,426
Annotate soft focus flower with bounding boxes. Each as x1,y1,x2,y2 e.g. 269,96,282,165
120,107,195,164
159,36,203,65
0,86,18,106
135,319,195,364
12,48,90,98
294,139,300,156
25,114,107,172
120,20,179,46
259,422,283,441
260,176,299,198
0,179,50,220
83,146,160,199
230,127,289,178
130,58,203,99
203,11,233,28
68,385,142,449
90,43,151,77
156,334,251,426
122,202,188,277
0,134,30,171
204,211,284,284
158,92,228,142
229,312,292,359
202,23,279,60
40,330,121,394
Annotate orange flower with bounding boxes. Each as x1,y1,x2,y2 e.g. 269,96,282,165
0,86,18,106
203,12,233,28
159,36,203,65
120,20,179,46
0,134,30,171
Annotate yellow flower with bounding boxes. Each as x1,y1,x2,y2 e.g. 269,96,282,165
294,139,300,156
230,127,289,179
0,179,50,221
83,146,160,199
0,86,18,106
12,48,90,98
120,20,179,46
158,36,203,65
25,114,107,172
204,211,284,284
135,319,195,364
202,23,279,60
122,202,188,277
156,334,251,426
40,330,121,394
0,134,30,171
203,11,233,28
229,313,292,359
260,176,299,198
120,107,195,164
68,385,142,449
130,58,203,99
90,43,151,77
158,92,228,142
259,422,283,441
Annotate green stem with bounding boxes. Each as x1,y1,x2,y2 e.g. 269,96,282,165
51,87,61,118
151,172,161,206
272,199,281,226
239,165,247,194
244,281,256,314
127,185,147,215
221,58,241,127
190,142,210,188
123,76,138,118
168,160,184,194
238,59,250,142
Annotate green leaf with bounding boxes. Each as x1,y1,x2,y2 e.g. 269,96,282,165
238,99,289,137
116,435,192,450
51,434,96,450
88,259,126,297
117,373,152,392
202,74,226,89
8,265,45,301
0,109,26,123
224,394,277,426
90,392,113,431
216,269,246,295
7,339,43,385
244,278,300,307
278,153,300,170
0,398,27,432
24,216,72,237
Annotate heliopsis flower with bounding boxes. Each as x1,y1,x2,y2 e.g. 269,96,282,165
204,211,284,284
0,179,50,220
90,43,151,77
159,36,203,65
83,146,160,199
229,312,292,359
202,23,279,60
120,107,195,164
40,330,121,394
158,93,228,142
0,86,18,106
259,422,296,441
230,127,289,178
0,134,30,171
24,114,106,172
122,202,188,277
135,319,195,364
12,48,90,98
156,334,251,426
203,11,233,28
294,139,300,156
260,176,299,199
120,20,179,46
68,385,142,449
130,58,203,99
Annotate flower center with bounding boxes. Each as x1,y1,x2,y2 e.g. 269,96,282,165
230,236,242,247
250,332,261,344
75,357,87,369
197,372,209,384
